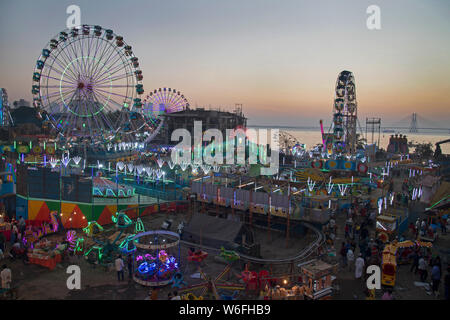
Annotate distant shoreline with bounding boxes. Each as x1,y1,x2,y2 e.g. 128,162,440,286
247,125,449,135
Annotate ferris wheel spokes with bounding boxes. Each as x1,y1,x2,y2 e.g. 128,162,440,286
33,25,144,146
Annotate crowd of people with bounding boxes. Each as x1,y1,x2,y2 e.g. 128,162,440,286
0,216,29,263
321,192,450,300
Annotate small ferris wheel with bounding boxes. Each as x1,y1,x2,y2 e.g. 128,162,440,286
141,88,190,143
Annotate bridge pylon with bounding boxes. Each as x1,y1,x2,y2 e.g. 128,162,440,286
409,112,418,133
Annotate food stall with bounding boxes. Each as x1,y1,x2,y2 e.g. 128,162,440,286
0,220,11,241
263,285,306,300
27,239,67,270
298,259,337,300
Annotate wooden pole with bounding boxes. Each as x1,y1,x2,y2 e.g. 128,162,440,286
268,180,272,241
249,190,253,228
268,200,271,242
216,187,219,217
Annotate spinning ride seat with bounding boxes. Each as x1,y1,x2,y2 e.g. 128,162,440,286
83,221,104,237
112,213,133,229
258,270,270,289
220,247,240,262
167,202,177,214
246,271,259,291
187,250,208,263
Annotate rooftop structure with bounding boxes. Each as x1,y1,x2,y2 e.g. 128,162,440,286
154,106,247,145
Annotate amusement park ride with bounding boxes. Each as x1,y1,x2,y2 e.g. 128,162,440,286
82,212,136,266
278,70,363,159
178,247,244,300
30,24,188,156
142,88,190,143
381,240,432,287
326,71,360,156
4,17,416,302
0,88,14,127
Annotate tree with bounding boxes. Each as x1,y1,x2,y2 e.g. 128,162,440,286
413,142,433,159
356,134,367,150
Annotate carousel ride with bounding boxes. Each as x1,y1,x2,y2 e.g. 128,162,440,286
132,230,181,287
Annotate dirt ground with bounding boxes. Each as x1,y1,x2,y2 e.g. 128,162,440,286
3,210,316,300
331,174,450,300
332,211,449,300
3,189,449,300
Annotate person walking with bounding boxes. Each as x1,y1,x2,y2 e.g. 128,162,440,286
344,224,349,240
354,224,360,245
151,287,159,300
410,251,419,274
127,255,133,279
1,265,12,290
433,256,442,275
340,242,347,268
431,263,441,297
347,248,355,272
355,254,365,280
418,256,428,282
0,232,5,254
421,219,426,234
365,246,372,264
439,218,446,235
10,223,18,246
115,255,125,281
171,291,181,300
18,216,26,236
381,289,394,300
444,266,450,300
359,237,368,260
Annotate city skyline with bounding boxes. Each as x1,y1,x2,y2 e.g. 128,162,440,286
1,0,449,127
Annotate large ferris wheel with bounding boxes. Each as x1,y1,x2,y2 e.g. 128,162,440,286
32,25,146,146
331,70,358,155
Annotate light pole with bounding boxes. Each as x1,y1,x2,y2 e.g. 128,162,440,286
115,162,121,210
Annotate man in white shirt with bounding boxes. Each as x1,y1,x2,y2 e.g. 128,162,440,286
421,220,426,231
1,265,12,289
355,254,365,280
418,256,427,282
115,255,124,281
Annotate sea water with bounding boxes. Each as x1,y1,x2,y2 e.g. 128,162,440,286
249,127,450,155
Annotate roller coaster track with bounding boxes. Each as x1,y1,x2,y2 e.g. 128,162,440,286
118,203,325,265
181,221,325,265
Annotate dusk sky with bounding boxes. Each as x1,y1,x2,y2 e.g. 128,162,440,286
1,0,449,127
